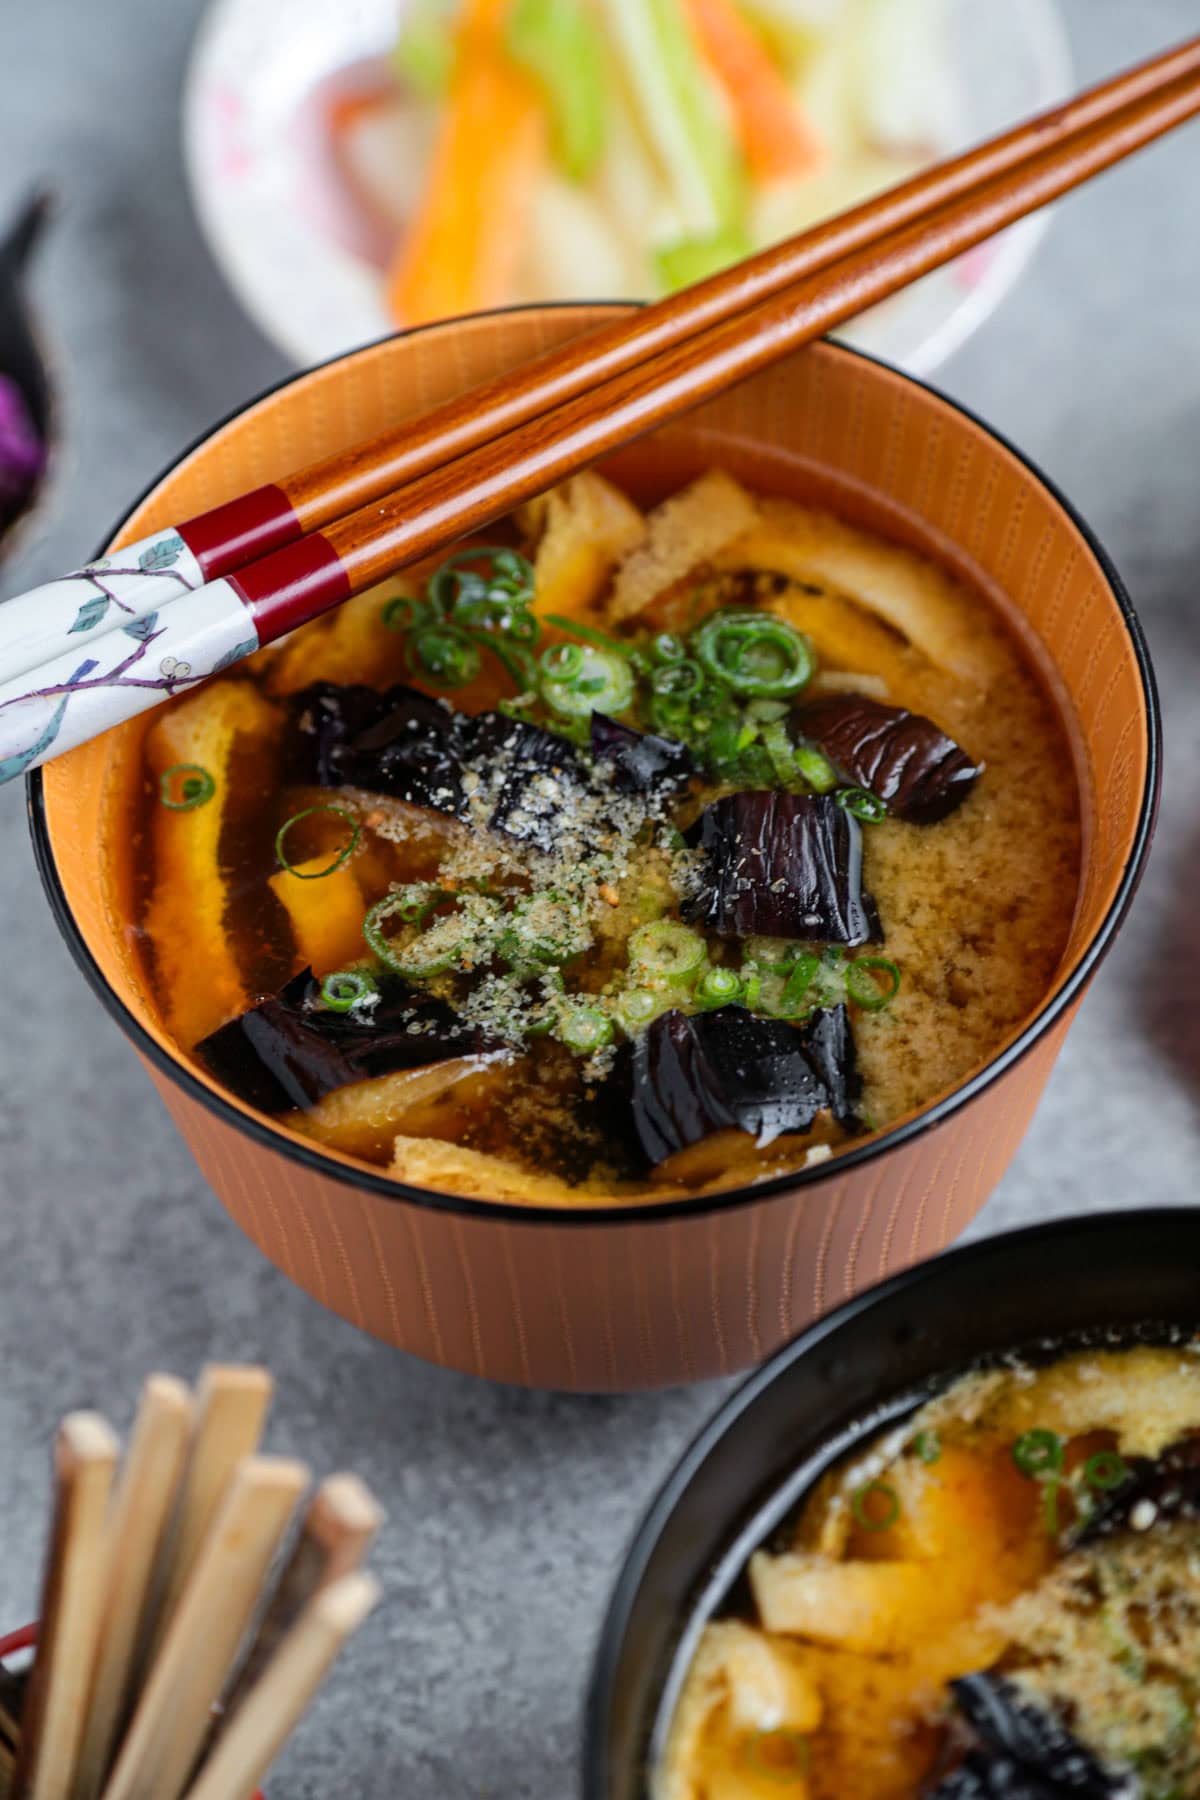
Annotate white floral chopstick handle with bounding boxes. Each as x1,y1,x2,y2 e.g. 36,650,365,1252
0,579,258,782
0,527,207,689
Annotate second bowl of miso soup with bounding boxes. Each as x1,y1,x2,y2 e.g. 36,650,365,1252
31,308,1158,1389
588,1210,1200,1798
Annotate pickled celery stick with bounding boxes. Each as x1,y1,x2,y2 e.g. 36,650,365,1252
601,0,745,237
144,683,280,1048
507,0,608,180
393,0,457,100
656,225,753,291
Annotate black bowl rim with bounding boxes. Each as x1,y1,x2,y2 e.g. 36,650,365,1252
581,1206,1198,1795
27,303,1161,1228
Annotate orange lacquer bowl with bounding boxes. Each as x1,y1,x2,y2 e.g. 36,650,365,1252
29,307,1160,1392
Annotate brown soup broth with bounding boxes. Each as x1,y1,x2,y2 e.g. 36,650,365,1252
661,1343,1200,1800
127,458,1081,1201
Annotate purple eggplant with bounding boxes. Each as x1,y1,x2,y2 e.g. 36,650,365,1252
590,713,694,796
285,683,590,849
1072,1434,1200,1545
797,693,980,824
683,792,881,944
196,966,491,1114
600,1004,860,1170
0,193,52,543
928,1676,1136,1800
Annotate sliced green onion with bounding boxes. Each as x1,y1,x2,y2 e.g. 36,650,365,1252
794,744,838,793
540,642,584,682
362,889,443,972
776,953,819,1016
650,632,685,666
913,1430,941,1466
846,958,901,1012
742,1730,810,1783
320,970,378,1013
692,610,814,698
761,720,799,787
837,787,888,824
694,966,742,1009
428,546,535,614
540,643,635,719
1084,1451,1129,1492
275,806,360,879
381,593,427,632
628,921,707,987
497,894,581,968
651,658,705,699
615,988,666,1032
542,613,633,656
159,763,216,811
556,1005,615,1054
407,623,482,689
1012,1429,1064,1478
850,1481,900,1532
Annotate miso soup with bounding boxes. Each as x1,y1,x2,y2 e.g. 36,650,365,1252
130,466,1080,1203
662,1343,1200,1799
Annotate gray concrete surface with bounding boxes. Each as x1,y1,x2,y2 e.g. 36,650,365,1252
0,2,1196,1795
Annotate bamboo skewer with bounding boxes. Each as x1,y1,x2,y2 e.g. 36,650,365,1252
0,39,1197,780
12,1415,119,1800
181,1575,381,1800
218,1474,383,1721
72,1377,193,1800
100,1457,309,1800
141,1366,273,1669
4,1368,380,1800
1,30,1198,698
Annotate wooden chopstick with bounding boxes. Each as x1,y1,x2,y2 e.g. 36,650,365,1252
180,1574,380,1800
218,1473,383,1721
263,33,1200,537
237,60,1200,621
100,1457,309,1800
72,1376,194,1800
141,1366,273,1669
12,1415,119,1800
2,38,1198,786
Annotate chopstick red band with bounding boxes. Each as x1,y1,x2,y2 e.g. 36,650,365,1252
226,532,352,636
179,484,302,578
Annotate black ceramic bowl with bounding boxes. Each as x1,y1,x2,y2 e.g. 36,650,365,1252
584,1208,1200,1800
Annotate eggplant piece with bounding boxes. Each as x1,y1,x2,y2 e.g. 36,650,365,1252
0,193,52,545
600,1004,860,1170
197,967,489,1114
683,792,881,944
460,711,591,851
590,713,695,797
928,1675,1137,1800
285,682,467,813
797,693,981,824
285,683,590,848
1072,1434,1200,1545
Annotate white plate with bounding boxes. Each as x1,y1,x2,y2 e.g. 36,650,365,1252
183,0,1071,376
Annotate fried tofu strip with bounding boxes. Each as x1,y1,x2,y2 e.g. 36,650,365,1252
607,471,760,623
520,471,646,620
291,1057,511,1164
144,681,280,1047
268,856,365,977
717,499,993,686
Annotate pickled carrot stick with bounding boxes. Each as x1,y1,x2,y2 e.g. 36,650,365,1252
386,2,547,327
683,0,826,181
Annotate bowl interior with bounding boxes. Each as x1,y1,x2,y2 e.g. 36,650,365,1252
586,1209,1200,1800
37,306,1155,1203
